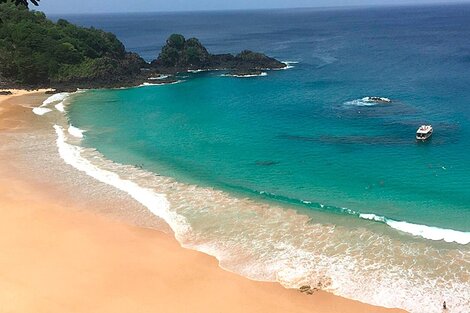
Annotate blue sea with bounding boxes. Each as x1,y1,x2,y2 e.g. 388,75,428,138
48,4,469,312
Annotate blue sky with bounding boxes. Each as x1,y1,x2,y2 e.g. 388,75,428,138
39,0,467,14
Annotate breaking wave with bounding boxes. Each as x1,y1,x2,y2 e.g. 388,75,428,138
67,125,86,138
53,124,192,238
138,80,184,87
359,213,470,245
344,97,392,107
254,190,470,245
33,92,70,115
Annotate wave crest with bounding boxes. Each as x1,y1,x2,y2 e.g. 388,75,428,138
33,92,70,115
53,124,192,239
343,97,391,107
358,213,470,245
221,72,268,78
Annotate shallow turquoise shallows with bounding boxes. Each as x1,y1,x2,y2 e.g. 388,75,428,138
69,65,470,232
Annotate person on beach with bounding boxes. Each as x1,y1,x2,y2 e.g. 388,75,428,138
443,301,447,310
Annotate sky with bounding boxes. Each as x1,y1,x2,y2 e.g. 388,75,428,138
39,0,467,15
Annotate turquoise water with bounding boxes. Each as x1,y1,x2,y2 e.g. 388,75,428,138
69,70,470,232
61,5,470,312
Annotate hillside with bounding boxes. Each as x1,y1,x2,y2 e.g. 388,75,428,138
0,2,145,88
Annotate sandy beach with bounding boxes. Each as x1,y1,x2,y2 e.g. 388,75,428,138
0,90,405,313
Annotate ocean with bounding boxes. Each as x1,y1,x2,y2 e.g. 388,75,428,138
45,4,469,312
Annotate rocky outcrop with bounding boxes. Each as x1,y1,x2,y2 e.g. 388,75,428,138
151,34,286,74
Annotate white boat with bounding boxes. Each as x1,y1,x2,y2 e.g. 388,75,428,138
416,125,433,141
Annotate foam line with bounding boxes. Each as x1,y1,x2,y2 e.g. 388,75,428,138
275,61,298,70
32,107,53,115
55,102,65,112
359,213,470,244
221,72,268,78
53,125,191,238
43,93,69,106
33,92,70,116
343,96,391,107
67,125,85,138
148,75,170,80
138,80,183,87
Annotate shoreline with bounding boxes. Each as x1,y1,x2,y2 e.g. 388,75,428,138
0,90,406,313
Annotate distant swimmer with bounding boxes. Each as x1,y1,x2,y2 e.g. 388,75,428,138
443,301,447,310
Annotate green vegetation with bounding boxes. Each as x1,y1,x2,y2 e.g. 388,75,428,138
158,34,210,68
154,34,286,73
0,2,144,86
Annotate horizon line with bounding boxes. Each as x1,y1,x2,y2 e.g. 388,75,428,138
44,1,469,16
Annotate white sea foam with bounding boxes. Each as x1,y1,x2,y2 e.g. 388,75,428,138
344,96,391,107
362,96,391,103
386,219,470,244
138,80,183,87
67,125,85,138
42,92,69,106
55,102,65,112
344,99,377,107
359,213,470,245
53,125,191,238
278,61,299,70
221,72,268,78
139,82,160,87
32,107,53,115
33,92,70,116
188,69,209,73
359,213,386,222
148,75,170,80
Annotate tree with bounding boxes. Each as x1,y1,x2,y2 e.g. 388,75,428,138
0,0,40,7
166,34,185,49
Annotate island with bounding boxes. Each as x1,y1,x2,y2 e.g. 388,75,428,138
0,3,287,91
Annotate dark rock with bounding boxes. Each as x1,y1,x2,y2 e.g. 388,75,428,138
0,90,12,95
152,34,286,74
299,285,311,292
299,285,317,295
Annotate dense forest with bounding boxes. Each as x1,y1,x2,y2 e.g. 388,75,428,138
0,2,145,87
